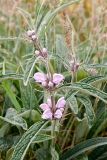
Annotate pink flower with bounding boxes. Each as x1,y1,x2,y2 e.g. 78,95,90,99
40,97,66,120
34,72,47,83
40,103,50,111
54,109,62,119
34,72,64,89
42,109,52,120
53,74,64,85
56,97,66,109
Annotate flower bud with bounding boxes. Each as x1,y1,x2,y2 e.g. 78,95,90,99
42,48,47,53
42,81,47,87
27,30,33,37
48,81,54,88
27,30,35,37
42,48,48,58
31,35,37,41
31,30,35,35
70,60,79,72
35,50,40,56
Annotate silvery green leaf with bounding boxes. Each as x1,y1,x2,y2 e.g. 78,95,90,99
69,95,78,114
0,108,27,130
11,121,48,160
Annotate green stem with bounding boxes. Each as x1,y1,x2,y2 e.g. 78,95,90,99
71,71,75,83
51,120,56,160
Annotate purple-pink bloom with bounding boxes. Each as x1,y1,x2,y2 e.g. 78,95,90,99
34,72,47,83
42,109,52,120
40,103,50,111
34,72,64,89
53,73,64,85
56,97,66,109
40,97,66,120
54,109,62,119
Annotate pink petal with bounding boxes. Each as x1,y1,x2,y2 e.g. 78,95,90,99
47,98,52,108
27,30,35,37
60,108,64,112
40,103,50,111
54,109,62,119
53,73,64,85
42,109,52,120
56,97,66,109
34,72,47,83
42,81,47,87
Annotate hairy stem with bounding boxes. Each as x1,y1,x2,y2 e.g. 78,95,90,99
51,120,56,160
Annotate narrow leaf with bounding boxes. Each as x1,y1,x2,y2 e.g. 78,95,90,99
23,57,37,86
69,95,78,114
77,95,95,126
81,75,106,84
11,121,48,160
0,73,23,80
0,108,27,130
32,134,53,143
2,81,21,111
75,117,89,143
63,82,107,104
38,0,80,35
60,137,107,160
87,109,107,138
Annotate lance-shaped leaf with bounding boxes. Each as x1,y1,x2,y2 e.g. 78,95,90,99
62,82,107,104
17,7,34,28
0,108,27,130
74,117,89,144
2,81,21,111
69,95,78,114
0,73,23,80
32,134,53,143
0,137,13,150
20,82,38,109
77,95,95,127
87,108,107,138
23,57,37,86
81,75,107,84
76,154,88,160
60,137,107,160
11,121,48,160
85,64,107,69
38,0,80,36
88,145,107,160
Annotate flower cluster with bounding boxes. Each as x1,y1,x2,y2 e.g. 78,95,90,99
27,30,37,41
40,97,66,120
35,48,48,59
28,29,66,121
70,58,79,72
34,72,64,89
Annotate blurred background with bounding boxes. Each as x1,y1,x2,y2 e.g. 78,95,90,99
0,0,107,64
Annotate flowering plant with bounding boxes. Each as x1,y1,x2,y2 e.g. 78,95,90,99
0,1,107,160
40,97,66,119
